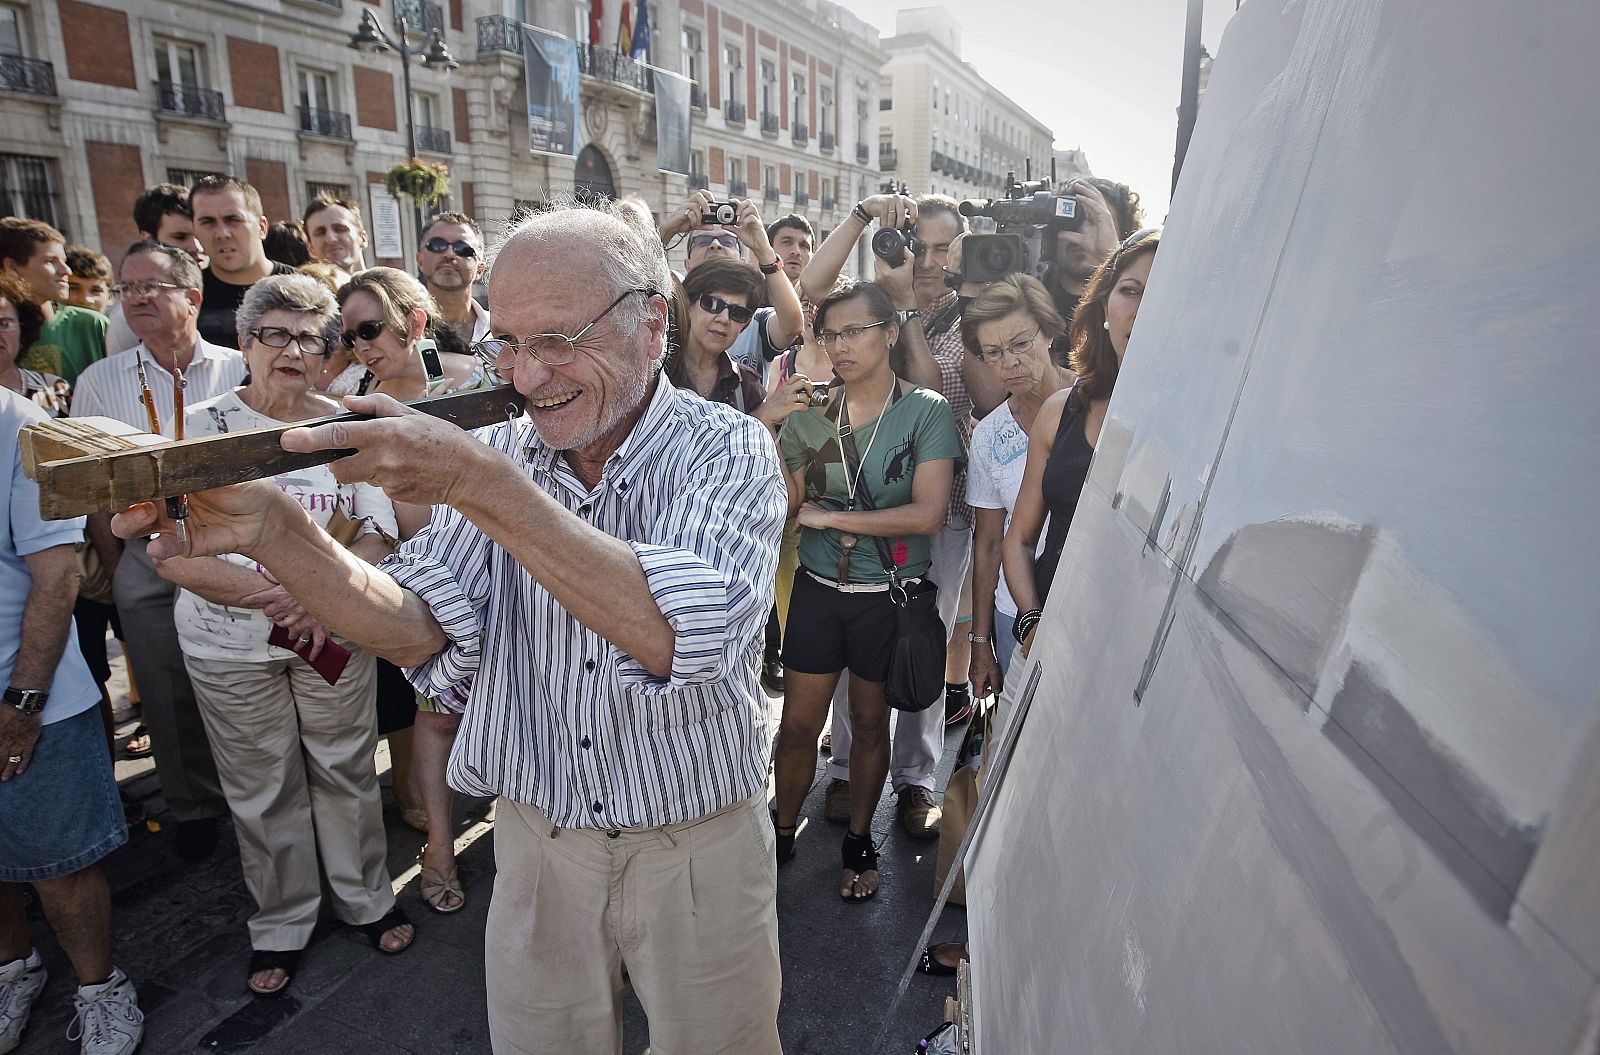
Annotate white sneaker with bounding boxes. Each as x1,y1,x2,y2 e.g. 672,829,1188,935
68,967,143,1055
0,949,47,1055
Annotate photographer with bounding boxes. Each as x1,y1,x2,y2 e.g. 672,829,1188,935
659,190,803,371
1041,178,1143,325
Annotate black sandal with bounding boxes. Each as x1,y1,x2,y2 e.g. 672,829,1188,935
246,948,301,996
356,905,415,955
771,807,799,866
918,943,963,977
840,830,880,902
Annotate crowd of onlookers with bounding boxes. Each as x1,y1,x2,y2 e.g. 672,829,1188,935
0,168,1158,1053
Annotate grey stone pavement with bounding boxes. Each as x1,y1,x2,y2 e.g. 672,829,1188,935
14,645,966,1054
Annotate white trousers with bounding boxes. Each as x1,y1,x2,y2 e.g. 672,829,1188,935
827,523,973,790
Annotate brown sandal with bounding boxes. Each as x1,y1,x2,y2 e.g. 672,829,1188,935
418,848,465,914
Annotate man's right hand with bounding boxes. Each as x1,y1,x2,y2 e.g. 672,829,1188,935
111,479,287,562
859,193,918,231
969,642,1002,699
660,190,718,243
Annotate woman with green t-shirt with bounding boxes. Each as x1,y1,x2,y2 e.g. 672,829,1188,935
774,280,962,902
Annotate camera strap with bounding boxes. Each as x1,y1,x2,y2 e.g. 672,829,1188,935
925,295,963,339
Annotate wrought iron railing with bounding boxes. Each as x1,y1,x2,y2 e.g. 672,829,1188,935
724,100,746,125
791,121,807,145
690,83,706,111
154,81,226,121
476,14,520,56
759,111,779,135
931,149,949,173
299,105,352,139
820,194,835,212
393,0,444,37
856,142,869,164
763,184,779,202
818,131,835,152
879,146,897,169
728,178,748,197
0,54,56,97
793,188,808,207
578,43,652,92
688,172,708,190
414,124,451,153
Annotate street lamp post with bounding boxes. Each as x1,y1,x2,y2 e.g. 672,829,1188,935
348,5,459,260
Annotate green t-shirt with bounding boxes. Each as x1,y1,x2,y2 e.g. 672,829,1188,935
19,305,108,385
780,383,963,583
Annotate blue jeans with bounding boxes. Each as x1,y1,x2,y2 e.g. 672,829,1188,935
995,611,1019,678
0,707,125,882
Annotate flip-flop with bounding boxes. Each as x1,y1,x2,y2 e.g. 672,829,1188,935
246,948,302,996
357,905,415,954
122,724,152,758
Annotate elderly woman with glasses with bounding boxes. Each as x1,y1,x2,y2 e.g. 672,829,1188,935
154,274,413,997
770,279,963,902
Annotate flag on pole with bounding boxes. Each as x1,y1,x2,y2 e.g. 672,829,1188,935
630,0,651,61
588,0,603,47
617,1,632,55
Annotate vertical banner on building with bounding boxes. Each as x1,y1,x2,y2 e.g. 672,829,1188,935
368,184,403,258
653,68,693,176
523,25,580,158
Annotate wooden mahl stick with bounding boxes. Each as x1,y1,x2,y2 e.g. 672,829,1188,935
22,385,529,521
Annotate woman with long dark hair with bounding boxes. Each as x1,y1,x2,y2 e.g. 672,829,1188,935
772,280,962,901
1004,228,1160,657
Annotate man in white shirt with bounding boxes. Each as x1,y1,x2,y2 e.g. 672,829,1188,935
106,184,208,357
303,195,369,274
415,211,490,345
72,241,245,861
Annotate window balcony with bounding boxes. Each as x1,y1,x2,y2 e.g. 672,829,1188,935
763,184,779,202
930,149,949,174
393,0,444,38
724,100,747,125
879,145,897,169
856,142,869,164
759,111,779,136
154,81,226,122
578,43,653,92
793,188,808,208
298,105,352,140
476,14,521,56
791,121,807,145
0,55,57,97
690,83,707,111
688,172,709,190
818,131,835,153
414,124,451,154
878,96,891,111
820,194,835,212
729,178,748,197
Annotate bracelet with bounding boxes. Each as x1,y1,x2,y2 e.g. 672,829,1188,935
1012,609,1043,645
852,202,873,224
967,632,991,644
759,256,781,275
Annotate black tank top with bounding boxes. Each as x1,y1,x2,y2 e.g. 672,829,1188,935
1034,389,1095,604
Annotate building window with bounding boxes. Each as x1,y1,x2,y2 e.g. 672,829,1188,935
506,0,530,22
723,43,741,105
728,157,743,191
167,167,219,189
763,164,776,191
153,37,204,93
820,84,834,135
307,180,351,202
791,72,805,124
297,68,335,115
759,58,776,115
931,80,938,111
690,149,704,176
0,154,61,231
0,5,26,56
681,26,701,83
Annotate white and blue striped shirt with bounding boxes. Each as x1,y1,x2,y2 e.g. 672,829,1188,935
382,376,787,829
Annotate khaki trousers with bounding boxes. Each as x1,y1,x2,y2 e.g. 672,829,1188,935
184,648,394,950
486,792,783,1055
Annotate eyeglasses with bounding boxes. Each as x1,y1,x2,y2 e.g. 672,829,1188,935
422,236,478,259
473,287,659,368
1108,226,1161,274
975,327,1043,365
112,280,189,300
688,232,740,252
340,319,387,349
250,326,334,358
815,320,892,347
695,294,754,325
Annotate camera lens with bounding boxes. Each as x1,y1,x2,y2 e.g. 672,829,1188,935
974,237,1021,277
871,227,906,262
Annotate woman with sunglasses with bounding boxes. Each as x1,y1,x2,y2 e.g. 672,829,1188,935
331,266,491,916
155,275,413,996
772,280,963,902
1005,228,1160,658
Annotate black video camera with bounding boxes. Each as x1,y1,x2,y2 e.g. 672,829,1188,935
871,222,925,267
956,171,1083,284
703,200,739,225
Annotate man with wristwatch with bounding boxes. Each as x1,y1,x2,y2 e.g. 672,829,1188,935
0,389,143,1054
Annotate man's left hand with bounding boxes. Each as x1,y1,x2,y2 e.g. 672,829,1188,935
1056,181,1121,267
796,502,834,530
873,250,917,309
0,706,42,782
282,394,493,508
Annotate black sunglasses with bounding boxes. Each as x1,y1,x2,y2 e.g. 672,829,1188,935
423,236,478,259
1108,226,1161,274
695,294,754,325
339,319,386,349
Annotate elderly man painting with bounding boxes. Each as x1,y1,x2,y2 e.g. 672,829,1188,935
113,200,787,1054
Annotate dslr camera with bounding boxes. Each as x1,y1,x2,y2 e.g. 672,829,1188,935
957,163,1083,283
702,200,739,225
871,221,925,268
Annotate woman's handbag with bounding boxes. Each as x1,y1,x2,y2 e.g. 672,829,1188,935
837,384,947,713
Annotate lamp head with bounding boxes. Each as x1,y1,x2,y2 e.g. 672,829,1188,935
348,10,391,54
422,30,460,71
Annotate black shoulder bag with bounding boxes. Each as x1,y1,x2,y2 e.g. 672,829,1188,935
837,384,947,713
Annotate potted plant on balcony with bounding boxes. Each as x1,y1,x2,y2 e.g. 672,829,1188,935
384,157,451,207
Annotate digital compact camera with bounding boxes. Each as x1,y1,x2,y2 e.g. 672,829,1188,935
703,200,739,225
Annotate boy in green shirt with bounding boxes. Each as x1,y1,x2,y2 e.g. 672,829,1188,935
0,217,108,385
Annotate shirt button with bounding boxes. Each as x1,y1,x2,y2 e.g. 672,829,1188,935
585,659,596,672
578,504,592,516
591,801,603,813
580,736,592,749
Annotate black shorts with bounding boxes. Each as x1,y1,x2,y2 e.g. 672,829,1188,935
782,569,902,683
374,657,419,735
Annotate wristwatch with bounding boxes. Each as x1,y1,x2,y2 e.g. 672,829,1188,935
3,687,47,715
759,256,782,275
898,309,922,324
